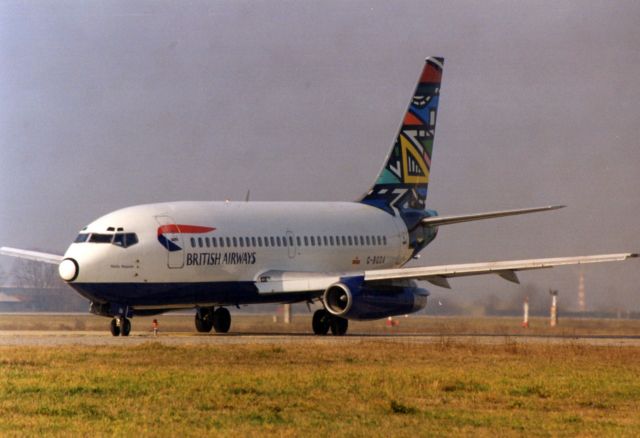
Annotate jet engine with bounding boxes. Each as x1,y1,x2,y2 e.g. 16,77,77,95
322,278,428,320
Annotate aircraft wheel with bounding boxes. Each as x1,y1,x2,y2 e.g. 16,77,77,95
121,318,131,337
213,307,231,333
312,309,331,335
195,311,213,333
110,318,121,337
330,316,348,336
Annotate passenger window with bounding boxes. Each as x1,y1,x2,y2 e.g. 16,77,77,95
341,236,347,246
239,237,244,247
270,236,276,247
383,236,387,245
360,236,365,246
258,237,263,247
310,236,315,246
282,237,287,247
366,236,371,245
264,237,270,247
74,233,89,243
190,237,196,248
205,237,210,248
226,237,232,247
275,236,280,247
232,237,237,247
348,236,353,246
304,236,309,246
323,236,328,246
252,237,257,247
198,237,203,248
329,236,334,246
296,236,302,246
289,236,294,246
212,237,218,248
220,237,225,248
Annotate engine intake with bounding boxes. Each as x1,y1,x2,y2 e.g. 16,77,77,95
322,278,428,320
324,283,353,315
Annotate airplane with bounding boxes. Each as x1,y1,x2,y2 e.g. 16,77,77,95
1,57,636,337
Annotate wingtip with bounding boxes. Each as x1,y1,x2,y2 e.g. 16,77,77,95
629,253,639,258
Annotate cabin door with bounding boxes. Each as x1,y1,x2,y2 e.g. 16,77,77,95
155,215,185,269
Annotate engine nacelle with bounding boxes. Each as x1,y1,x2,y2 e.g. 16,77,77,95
322,278,429,321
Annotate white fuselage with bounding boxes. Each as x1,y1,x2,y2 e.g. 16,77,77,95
63,201,412,288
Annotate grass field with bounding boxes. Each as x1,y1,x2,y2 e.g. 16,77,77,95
1,340,640,436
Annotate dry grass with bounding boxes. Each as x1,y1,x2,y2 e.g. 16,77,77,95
1,341,640,436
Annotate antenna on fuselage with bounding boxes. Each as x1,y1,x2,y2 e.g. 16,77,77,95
244,190,250,202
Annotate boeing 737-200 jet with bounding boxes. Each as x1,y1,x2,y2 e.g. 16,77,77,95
1,57,636,336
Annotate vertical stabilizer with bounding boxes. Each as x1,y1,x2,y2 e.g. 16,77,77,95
360,57,444,214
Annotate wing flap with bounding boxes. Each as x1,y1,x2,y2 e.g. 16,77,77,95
0,247,63,265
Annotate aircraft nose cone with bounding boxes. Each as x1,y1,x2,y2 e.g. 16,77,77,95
59,258,79,282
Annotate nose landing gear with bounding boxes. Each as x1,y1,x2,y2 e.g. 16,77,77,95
110,316,131,337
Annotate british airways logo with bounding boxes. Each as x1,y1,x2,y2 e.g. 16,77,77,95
157,224,215,252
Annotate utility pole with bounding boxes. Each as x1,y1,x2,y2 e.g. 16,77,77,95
578,271,586,312
549,289,558,327
521,296,529,328
283,303,291,324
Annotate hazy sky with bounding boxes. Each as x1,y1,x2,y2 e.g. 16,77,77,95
1,0,639,310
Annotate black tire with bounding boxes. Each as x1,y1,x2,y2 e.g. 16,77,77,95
330,316,348,336
213,307,231,333
195,313,213,333
121,318,131,337
312,309,331,335
110,318,121,337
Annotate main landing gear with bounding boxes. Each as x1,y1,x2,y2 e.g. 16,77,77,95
110,316,131,337
312,309,348,336
195,307,231,333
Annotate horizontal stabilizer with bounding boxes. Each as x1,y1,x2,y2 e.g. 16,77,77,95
0,247,63,265
421,205,565,227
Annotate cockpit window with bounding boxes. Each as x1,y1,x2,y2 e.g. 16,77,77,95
113,233,138,248
89,233,114,243
74,233,89,243
76,231,139,248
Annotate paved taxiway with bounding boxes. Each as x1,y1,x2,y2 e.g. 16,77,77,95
1,331,640,347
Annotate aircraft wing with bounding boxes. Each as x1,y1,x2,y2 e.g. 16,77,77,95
0,247,63,265
256,253,637,293
364,253,638,288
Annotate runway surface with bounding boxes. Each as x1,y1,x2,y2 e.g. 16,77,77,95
2,331,640,347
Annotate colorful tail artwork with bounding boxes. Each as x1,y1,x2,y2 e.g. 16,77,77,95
360,57,444,215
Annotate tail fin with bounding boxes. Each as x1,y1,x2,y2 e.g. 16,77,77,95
360,57,444,214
